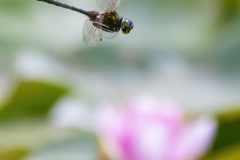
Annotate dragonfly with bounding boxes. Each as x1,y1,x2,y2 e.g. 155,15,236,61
37,0,134,46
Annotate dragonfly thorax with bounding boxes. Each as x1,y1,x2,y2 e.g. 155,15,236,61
102,12,122,32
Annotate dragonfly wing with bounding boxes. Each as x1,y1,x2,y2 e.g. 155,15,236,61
82,19,103,46
103,31,118,39
97,0,120,11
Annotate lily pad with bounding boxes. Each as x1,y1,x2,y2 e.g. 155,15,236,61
0,81,67,121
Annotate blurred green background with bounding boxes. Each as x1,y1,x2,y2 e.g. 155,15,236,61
0,0,240,159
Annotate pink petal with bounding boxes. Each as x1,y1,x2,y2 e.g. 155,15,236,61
175,116,217,160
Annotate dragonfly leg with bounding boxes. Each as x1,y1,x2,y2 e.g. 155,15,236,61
92,21,114,32
101,25,114,33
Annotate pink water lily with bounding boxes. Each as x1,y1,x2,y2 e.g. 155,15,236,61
96,96,217,160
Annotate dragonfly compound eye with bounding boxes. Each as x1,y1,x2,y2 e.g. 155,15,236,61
122,18,134,34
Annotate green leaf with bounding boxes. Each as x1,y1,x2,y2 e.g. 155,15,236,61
201,143,240,160
0,81,67,120
211,109,240,152
0,147,29,160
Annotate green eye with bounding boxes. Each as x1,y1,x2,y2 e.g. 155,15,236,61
123,21,130,27
121,18,134,34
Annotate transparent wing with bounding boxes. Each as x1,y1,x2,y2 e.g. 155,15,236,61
82,19,103,46
103,31,118,39
97,0,120,12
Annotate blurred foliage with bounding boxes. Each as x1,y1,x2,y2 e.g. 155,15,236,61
29,133,99,160
212,108,240,151
74,46,148,71
77,46,120,70
0,0,32,14
202,143,240,160
0,147,29,160
219,0,240,23
0,121,98,160
201,107,240,160
0,81,67,121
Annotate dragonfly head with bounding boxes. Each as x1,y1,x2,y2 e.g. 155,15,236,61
121,18,134,34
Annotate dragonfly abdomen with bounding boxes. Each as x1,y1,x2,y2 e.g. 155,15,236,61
37,0,95,17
